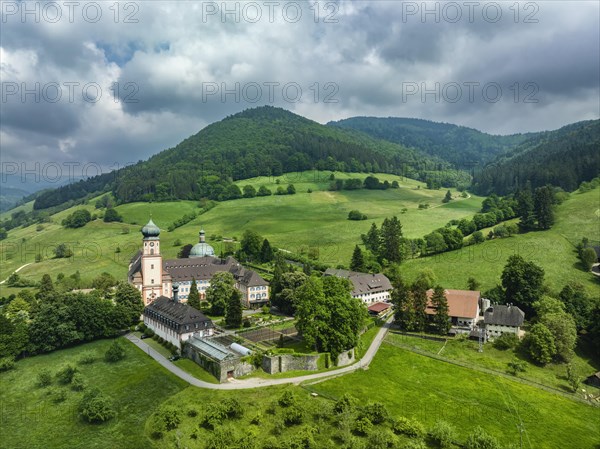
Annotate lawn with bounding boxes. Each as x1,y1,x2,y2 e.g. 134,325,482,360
0,338,188,449
385,332,600,394
310,343,600,449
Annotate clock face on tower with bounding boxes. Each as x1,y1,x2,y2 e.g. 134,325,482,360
150,242,155,247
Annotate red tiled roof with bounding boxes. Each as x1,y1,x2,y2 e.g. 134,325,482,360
368,302,391,313
425,289,480,319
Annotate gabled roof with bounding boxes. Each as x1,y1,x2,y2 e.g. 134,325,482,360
144,296,213,328
160,256,268,286
368,302,391,313
484,304,525,327
323,268,392,296
426,289,480,319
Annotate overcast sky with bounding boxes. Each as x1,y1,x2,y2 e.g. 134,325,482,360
1,0,599,174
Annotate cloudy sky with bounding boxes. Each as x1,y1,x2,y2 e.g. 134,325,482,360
1,0,599,175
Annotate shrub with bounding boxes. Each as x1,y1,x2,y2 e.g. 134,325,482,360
78,351,96,365
51,387,68,404
353,416,373,436
278,390,297,407
429,420,457,448
492,333,519,350
348,210,368,221
391,416,425,438
402,441,427,449
155,405,181,431
465,426,500,449
56,364,78,384
222,398,244,419
333,393,359,415
368,429,397,449
360,401,388,425
79,389,116,423
187,408,198,417
71,373,87,391
507,358,527,376
145,328,155,337
0,357,15,372
250,412,262,425
37,369,53,387
104,340,126,363
200,403,228,429
282,404,305,426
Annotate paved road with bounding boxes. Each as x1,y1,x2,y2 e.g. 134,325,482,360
0,263,32,285
125,317,393,390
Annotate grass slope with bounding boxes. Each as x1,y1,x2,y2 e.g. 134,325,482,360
0,172,481,295
0,338,187,449
310,342,600,449
402,188,600,294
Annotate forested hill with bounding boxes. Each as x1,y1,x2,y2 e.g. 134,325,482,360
33,106,446,209
327,116,537,168
472,119,600,195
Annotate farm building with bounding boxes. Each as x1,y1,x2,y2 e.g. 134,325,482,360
425,289,481,333
483,304,525,339
324,268,392,304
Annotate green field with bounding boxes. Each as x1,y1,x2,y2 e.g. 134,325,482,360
0,338,188,449
310,341,600,449
401,188,600,295
0,172,482,295
1,174,598,300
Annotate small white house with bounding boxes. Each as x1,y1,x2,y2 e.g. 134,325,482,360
483,304,525,339
143,296,214,349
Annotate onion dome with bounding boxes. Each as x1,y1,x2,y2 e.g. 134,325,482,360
141,218,160,238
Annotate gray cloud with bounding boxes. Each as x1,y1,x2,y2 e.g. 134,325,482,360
1,0,598,169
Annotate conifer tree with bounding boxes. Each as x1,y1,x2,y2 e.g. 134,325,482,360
411,284,428,332
431,286,451,335
391,277,415,330
380,216,404,263
187,278,201,310
225,290,243,328
260,239,274,263
350,245,365,272
516,187,535,232
363,223,380,253
534,186,555,230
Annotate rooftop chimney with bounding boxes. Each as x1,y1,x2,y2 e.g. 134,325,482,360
173,284,179,302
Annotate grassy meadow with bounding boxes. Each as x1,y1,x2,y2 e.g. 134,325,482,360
0,337,188,449
310,341,600,449
400,188,600,295
0,171,481,295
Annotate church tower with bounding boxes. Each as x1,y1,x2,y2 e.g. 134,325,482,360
140,218,163,305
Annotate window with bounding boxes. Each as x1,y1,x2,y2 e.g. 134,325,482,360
150,249,154,255
151,264,154,269
151,279,154,284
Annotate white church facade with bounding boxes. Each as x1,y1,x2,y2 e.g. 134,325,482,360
128,219,270,308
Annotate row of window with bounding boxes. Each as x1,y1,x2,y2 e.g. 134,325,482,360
250,293,268,299
250,286,267,291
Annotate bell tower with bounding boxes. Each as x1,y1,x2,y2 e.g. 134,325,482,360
140,218,163,305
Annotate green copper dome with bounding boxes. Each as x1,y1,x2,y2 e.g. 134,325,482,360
141,218,160,238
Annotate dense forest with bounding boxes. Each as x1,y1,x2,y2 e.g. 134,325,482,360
328,116,536,168
33,107,448,209
472,120,600,195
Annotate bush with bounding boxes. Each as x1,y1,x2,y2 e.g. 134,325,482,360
56,364,78,384
333,393,359,415
79,389,116,423
360,402,388,425
0,357,15,372
104,340,126,363
465,426,500,449
492,333,519,350
429,420,457,448
348,210,368,221
402,441,427,449
50,387,68,404
78,351,96,365
200,403,228,429
507,358,527,376
353,416,373,436
282,404,305,426
391,416,425,438
37,369,53,387
187,408,198,417
71,373,87,391
222,397,244,419
278,390,297,407
155,405,181,431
